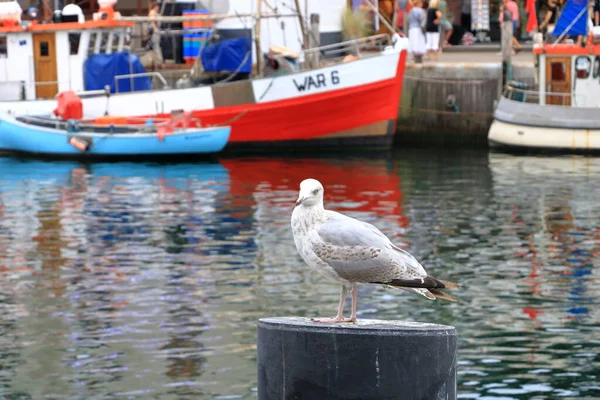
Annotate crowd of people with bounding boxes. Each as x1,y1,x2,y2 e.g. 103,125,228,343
395,0,600,62
398,0,454,62
537,0,600,46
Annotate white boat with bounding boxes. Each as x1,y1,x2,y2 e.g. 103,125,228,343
488,0,600,152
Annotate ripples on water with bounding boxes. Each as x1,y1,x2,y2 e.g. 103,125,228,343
0,150,598,399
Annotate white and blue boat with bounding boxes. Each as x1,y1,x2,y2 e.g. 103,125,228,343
0,112,231,159
488,0,600,152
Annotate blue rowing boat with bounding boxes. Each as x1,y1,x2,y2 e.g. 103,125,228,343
0,112,231,158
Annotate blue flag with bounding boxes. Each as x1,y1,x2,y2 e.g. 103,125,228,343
553,0,589,37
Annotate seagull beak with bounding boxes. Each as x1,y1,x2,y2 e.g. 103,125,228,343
295,196,305,207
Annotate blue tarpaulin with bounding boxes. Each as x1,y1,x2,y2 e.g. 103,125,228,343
200,36,252,74
553,0,588,37
84,52,152,93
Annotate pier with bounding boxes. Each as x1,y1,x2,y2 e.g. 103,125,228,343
396,48,535,147
257,317,458,400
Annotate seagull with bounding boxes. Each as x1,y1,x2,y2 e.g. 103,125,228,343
290,178,460,323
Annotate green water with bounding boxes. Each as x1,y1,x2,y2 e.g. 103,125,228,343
0,149,598,399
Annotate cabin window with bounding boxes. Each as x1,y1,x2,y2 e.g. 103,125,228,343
88,32,96,53
594,56,600,79
550,62,567,81
69,33,81,55
575,56,591,79
100,32,109,52
40,41,49,57
0,36,7,57
95,32,103,52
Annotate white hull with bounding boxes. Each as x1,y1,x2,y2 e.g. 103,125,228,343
489,119,600,151
0,44,406,118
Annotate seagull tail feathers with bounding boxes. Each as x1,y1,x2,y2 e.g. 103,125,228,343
428,288,458,302
377,276,460,302
377,275,460,290
387,286,458,302
435,279,460,290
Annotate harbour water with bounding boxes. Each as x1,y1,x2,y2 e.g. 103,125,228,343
0,149,598,399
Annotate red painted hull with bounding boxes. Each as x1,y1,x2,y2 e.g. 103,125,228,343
220,156,409,229
144,51,407,147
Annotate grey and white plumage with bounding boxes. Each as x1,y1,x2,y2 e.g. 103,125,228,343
291,178,459,323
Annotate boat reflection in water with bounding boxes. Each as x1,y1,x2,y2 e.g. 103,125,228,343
0,153,412,398
0,157,231,399
0,149,598,399
485,153,599,372
218,154,410,318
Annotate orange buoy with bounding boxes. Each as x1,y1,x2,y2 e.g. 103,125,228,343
68,136,91,152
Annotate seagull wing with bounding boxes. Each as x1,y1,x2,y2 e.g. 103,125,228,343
311,210,429,284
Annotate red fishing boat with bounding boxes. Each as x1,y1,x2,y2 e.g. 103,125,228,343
134,39,408,149
0,1,409,150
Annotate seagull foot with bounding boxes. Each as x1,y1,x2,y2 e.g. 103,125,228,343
310,316,356,323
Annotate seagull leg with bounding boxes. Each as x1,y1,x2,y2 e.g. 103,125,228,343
311,285,351,323
345,284,358,323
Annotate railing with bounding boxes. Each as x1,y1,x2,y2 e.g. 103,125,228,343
75,87,111,98
87,45,133,55
503,84,586,107
114,71,169,93
0,80,67,101
269,33,394,73
0,71,168,101
0,80,114,101
17,112,198,133
16,114,140,132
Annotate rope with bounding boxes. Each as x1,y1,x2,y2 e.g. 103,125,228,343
215,50,252,84
205,67,284,127
257,70,286,101
399,106,494,117
552,5,588,46
279,0,327,56
404,75,491,85
206,109,250,127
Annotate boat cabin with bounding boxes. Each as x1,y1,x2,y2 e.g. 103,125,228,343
505,0,600,109
532,28,600,108
0,0,133,101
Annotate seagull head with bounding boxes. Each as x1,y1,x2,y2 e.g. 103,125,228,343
295,178,324,208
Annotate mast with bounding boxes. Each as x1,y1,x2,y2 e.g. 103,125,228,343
294,0,308,50
255,0,263,77
364,0,396,35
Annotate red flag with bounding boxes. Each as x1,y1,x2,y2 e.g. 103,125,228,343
526,0,538,33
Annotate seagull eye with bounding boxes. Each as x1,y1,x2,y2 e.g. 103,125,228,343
312,188,320,195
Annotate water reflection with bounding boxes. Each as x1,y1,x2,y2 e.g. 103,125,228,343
220,154,410,322
0,151,598,399
457,153,600,399
0,158,230,398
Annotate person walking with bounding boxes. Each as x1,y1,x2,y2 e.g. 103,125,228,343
408,0,427,63
396,0,413,34
148,1,163,63
461,0,472,33
499,0,522,53
539,0,559,41
425,0,443,60
438,0,453,46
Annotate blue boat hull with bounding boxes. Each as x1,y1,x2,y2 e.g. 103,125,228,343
0,113,230,158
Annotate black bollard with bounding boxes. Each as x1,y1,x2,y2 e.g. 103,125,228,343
257,317,457,400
